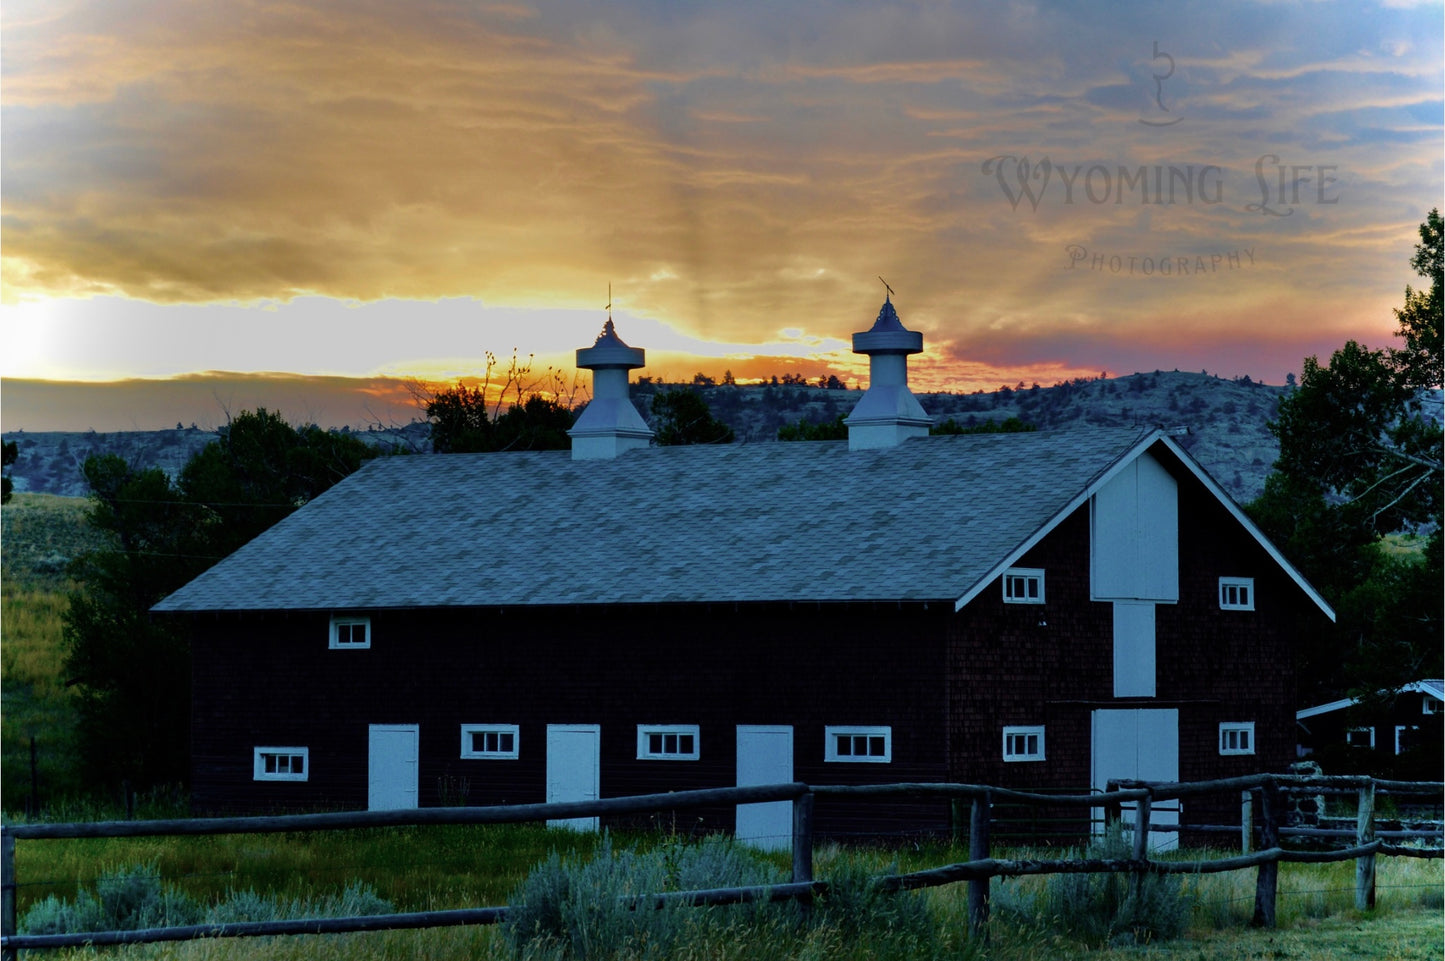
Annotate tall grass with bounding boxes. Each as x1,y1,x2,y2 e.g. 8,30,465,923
2,491,99,808
1,582,83,804
18,832,1441,961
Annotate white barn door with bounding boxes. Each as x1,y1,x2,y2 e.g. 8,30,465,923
1091,709,1179,851
368,724,419,811
546,724,601,831
736,725,793,851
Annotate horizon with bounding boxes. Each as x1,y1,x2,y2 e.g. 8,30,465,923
2,364,1287,435
3,2,1441,424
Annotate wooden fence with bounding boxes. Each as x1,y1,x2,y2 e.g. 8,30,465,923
2,774,1440,957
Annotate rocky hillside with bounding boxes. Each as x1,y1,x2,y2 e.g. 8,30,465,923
632,369,1285,503
3,372,1283,505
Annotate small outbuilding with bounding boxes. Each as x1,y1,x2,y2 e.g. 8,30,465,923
1296,680,1444,780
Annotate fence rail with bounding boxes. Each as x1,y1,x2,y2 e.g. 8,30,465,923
2,774,1440,956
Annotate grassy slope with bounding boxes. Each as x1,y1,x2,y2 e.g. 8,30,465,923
1,492,105,807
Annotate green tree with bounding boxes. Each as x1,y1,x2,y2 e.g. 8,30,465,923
179,409,376,558
2,439,16,503
64,412,378,792
1393,208,1442,390
777,414,848,441
650,389,734,445
425,383,495,454
63,458,203,789
931,416,1036,435
493,395,576,452
426,385,575,453
1250,210,1444,704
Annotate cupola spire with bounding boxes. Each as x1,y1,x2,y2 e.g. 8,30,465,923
567,295,654,460
843,286,932,450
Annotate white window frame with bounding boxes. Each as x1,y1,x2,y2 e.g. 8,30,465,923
636,725,700,761
825,725,892,763
1346,726,1375,749
1423,699,1440,716
1218,577,1254,611
253,747,308,781
1218,721,1255,755
1002,725,1046,762
460,724,520,760
329,615,371,650
1394,725,1420,755
1003,568,1045,605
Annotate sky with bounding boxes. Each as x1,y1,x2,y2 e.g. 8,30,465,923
2,0,1442,431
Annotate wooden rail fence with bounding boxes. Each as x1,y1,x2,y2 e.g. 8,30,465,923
2,774,1439,956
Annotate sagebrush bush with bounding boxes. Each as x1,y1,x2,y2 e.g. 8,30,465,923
20,862,200,934
504,834,789,960
814,858,937,952
994,823,1192,947
19,862,393,936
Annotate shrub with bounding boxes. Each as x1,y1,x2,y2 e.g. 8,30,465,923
814,858,935,951
20,862,200,934
505,834,786,959
995,824,1192,947
19,862,393,936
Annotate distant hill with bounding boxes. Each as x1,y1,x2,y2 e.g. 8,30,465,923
630,369,1287,503
3,372,1284,504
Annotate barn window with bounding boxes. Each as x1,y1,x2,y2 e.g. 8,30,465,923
1423,699,1440,716
1346,726,1375,749
1218,578,1254,611
1394,725,1421,755
253,747,308,781
1002,725,1045,762
329,615,371,649
636,725,700,760
1218,722,1255,755
825,726,891,763
1003,568,1045,604
461,724,520,759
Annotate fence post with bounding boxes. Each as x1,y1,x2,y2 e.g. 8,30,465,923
1356,780,1376,911
2,828,16,961
28,737,38,818
791,789,814,893
967,790,991,937
1251,778,1279,928
1103,779,1122,838
1240,789,1253,853
1130,789,1153,903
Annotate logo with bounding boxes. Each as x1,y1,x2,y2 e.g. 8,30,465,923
1140,41,1183,127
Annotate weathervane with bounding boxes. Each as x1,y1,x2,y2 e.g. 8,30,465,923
879,276,895,302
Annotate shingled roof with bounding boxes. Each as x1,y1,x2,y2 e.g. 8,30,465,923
151,425,1265,613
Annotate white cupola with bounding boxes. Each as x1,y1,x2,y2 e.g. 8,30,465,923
568,319,654,460
843,293,932,450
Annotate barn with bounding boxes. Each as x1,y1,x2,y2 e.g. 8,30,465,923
154,299,1335,845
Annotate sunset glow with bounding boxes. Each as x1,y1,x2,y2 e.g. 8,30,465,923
2,1,1441,430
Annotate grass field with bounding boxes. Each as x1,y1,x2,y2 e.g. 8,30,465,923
1,492,105,807
12,826,1443,960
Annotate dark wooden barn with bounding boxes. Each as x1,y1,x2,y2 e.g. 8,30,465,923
154,303,1335,847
